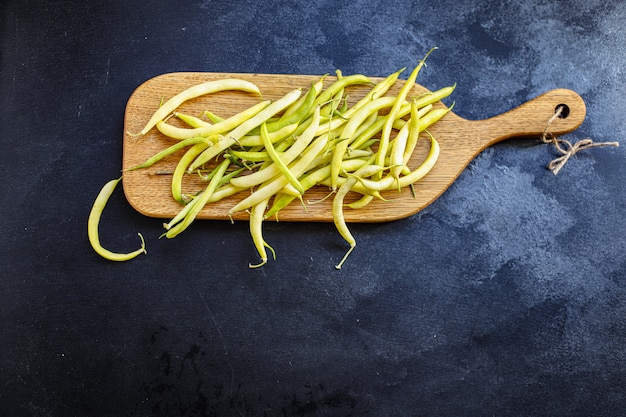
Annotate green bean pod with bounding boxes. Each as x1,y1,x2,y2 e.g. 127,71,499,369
127,136,214,171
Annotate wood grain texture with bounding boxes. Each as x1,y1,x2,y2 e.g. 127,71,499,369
122,72,585,223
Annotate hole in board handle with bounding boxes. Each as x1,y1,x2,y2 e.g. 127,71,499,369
555,104,570,119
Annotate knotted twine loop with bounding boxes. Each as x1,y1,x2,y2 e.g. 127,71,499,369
541,105,619,175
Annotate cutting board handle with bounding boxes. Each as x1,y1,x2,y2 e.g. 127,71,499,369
468,88,586,150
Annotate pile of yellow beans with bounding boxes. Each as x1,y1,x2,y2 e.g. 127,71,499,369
88,48,455,269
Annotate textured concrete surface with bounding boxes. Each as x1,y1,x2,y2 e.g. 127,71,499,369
2,0,625,416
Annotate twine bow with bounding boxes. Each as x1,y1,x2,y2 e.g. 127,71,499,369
542,106,619,175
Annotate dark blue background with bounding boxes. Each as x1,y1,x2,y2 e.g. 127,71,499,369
2,0,625,416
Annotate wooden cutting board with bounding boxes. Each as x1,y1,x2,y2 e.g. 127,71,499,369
122,72,585,223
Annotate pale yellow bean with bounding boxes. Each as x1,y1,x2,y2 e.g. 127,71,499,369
333,164,386,270
376,50,435,173
156,100,271,140
88,177,146,261
136,78,262,135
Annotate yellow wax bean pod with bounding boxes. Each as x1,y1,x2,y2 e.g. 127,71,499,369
156,100,271,140
312,73,372,111
333,164,387,270
88,177,146,261
260,122,305,195
173,111,212,128
238,123,299,148
205,183,247,204
394,131,440,189
204,110,224,123
136,78,262,135
345,194,376,209
412,83,456,110
376,47,438,174
171,142,209,204
401,99,423,174
282,75,326,118
342,68,404,119
389,119,411,183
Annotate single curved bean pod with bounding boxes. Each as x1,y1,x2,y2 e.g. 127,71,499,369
88,177,146,261
312,73,372,111
333,164,387,270
135,78,262,136
394,131,440,188
345,194,376,209
173,111,212,128
389,120,411,183
171,143,209,204
342,67,404,119
203,110,224,123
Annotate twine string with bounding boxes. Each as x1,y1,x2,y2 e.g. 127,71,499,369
542,106,619,175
